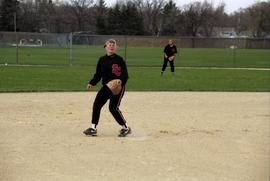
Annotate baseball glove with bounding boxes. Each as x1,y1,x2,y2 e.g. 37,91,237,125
106,79,122,95
168,56,175,61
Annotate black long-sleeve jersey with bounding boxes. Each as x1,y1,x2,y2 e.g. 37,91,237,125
89,54,128,86
164,44,177,57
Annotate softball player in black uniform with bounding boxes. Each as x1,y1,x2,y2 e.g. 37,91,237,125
83,39,131,137
161,39,177,75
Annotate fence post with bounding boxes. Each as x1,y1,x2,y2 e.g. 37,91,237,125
69,32,73,66
192,37,195,48
124,36,127,61
14,13,19,64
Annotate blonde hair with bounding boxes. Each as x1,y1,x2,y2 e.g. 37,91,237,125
104,39,117,47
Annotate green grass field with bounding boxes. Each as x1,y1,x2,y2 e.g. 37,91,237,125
0,46,270,68
0,46,269,92
0,66,269,92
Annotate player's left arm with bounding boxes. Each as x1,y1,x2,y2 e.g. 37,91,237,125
164,46,169,58
119,58,128,86
173,45,178,58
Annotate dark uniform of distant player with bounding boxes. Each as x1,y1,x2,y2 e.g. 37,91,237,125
161,39,177,75
83,39,131,137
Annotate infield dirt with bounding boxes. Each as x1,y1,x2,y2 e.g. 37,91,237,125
0,92,269,181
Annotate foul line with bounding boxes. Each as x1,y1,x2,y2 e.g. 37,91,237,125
0,64,51,67
139,66,270,71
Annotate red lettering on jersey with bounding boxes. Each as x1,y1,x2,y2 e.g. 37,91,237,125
112,64,121,76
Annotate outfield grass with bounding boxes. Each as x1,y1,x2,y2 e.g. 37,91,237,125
1,46,269,92
0,65,269,92
0,46,269,68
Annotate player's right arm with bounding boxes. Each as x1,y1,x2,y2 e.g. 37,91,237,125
163,45,169,58
87,58,102,91
164,53,168,58
119,58,128,86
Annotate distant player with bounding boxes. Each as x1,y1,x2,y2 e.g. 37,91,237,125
161,39,177,75
83,39,131,137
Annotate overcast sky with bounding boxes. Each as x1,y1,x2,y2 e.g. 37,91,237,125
101,0,266,13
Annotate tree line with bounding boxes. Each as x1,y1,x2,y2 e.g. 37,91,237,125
0,0,269,37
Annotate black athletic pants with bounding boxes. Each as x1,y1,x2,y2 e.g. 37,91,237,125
91,85,126,126
162,57,174,72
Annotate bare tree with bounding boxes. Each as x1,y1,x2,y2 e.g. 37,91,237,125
5,0,269,37
200,2,226,37
52,4,79,33
246,1,270,37
19,1,37,32
69,0,94,31
136,0,165,36
182,1,205,36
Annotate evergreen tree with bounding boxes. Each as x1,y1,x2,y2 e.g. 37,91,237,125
107,3,122,35
161,0,178,35
107,2,144,35
96,0,107,34
121,2,144,35
0,0,19,31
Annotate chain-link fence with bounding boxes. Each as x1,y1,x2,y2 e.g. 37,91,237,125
0,31,269,67
71,34,270,48
0,31,70,65
0,31,69,48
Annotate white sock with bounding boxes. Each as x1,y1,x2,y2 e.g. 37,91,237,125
92,124,97,130
122,124,128,129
